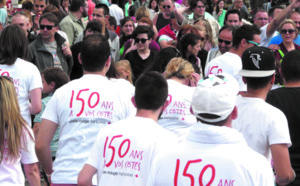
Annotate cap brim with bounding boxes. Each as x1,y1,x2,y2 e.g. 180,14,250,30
239,70,275,77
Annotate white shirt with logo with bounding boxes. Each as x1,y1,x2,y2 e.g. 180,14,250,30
42,74,136,184
204,52,246,91
86,116,178,186
158,80,196,139
232,95,291,161
0,58,42,127
147,123,274,186
0,126,38,185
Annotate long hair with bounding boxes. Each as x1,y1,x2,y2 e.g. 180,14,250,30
0,25,29,65
0,77,33,164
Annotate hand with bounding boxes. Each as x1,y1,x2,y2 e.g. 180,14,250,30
268,44,280,52
291,0,300,9
62,42,72,57
218,9,223,16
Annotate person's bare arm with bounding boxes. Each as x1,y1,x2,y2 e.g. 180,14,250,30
78,164,97,186
153,13,158,27
266,0,300,37
24,163,41,186
159,40,176,48
174,7,189,24
35,119,58,175
29,88,42,115
271,144,295,185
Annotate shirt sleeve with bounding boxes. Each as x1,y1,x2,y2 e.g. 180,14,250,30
28,64,43,92
42,92,59,125
60,21,75,45
21,127,38,164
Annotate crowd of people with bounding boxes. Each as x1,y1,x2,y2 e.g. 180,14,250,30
1,0,300,185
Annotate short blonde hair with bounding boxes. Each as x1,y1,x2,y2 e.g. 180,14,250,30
115,60,133,84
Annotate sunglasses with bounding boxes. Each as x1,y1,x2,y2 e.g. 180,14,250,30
281,29,296,34
163,5,171,9
40,24,55,30
135,38,149,44
256,17,268,21
248,40,260,46
218,38,231,45
35,4,45,8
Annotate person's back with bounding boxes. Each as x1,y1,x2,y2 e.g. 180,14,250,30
148,74,274,186
266,50,300,185
78,71,178,186
36,34,136,185
232,46,295,185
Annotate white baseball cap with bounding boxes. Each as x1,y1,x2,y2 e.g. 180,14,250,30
191,73,239,123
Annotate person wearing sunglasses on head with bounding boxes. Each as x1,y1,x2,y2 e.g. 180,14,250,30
206,25,235,66
124,26,158,84
205,24,261,91
28,13,73,75
153,0,175,32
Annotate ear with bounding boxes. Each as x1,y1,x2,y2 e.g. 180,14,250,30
78,53,82,64
188,44,192,51
242,76,246,84
105,56,111,68
55,26,59,32
231,106,238,120
161,100,170,111
131,96,137,108
105,15,110,21
241,38,248,48
190,106,194,115
80,6,84,12
271,73,275,84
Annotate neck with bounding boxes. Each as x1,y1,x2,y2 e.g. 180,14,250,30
194,13,204,20
71,11,82,19
135,109,160,122
138,48,150,55
284,81,300,87
283,41,295,51
83,70,107,76
43,37,56,43
229,47,243,58
234,5,240,10
169,76,187,85
163,13,171,18
241,87,270,100
25,30,29,37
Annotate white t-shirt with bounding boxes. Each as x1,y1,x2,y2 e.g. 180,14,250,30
109,4,124,26
0,126,38,186
0,58,42,127
86,116,178,186
204,52,246,91
260,23,278,47
232,95,291,161
158,80,196,139
42,74,136,184
147,123,274,186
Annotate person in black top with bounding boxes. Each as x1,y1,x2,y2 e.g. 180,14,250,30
124,26,158,84
153,0,174,32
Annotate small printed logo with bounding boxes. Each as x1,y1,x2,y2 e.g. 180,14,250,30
250,53,261,69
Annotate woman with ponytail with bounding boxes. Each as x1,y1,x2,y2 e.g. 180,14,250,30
158,57,200,139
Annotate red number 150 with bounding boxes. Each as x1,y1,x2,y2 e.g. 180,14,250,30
174,159,215,186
